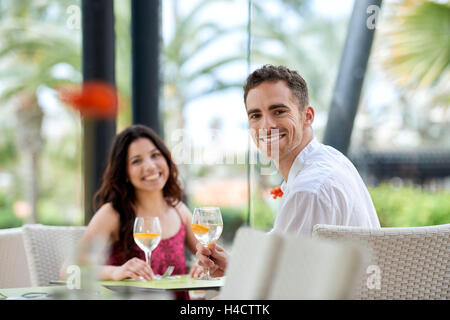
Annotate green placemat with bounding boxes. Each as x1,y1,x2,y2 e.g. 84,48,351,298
51,275,225,292
100,275,225,291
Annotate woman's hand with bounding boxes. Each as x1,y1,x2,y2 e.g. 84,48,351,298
111,257,155,281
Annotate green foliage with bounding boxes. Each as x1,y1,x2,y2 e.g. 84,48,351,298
0,193,23,229
219,206,247,244
37,198,83,226
0,195,82,229
252,194,276,232
369,184,450,228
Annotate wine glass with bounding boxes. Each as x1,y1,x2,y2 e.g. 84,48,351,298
133,217,162,278
192,207,223,280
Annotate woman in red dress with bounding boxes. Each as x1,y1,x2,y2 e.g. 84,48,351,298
73,124,201,298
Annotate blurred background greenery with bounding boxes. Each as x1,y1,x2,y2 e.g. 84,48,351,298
0,0,449,245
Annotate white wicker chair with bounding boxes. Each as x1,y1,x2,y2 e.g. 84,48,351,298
312,223,450,300
0,227,32,288
21,224,87,286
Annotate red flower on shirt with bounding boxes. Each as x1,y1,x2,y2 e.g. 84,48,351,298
270,186,283,199
59,81,118,119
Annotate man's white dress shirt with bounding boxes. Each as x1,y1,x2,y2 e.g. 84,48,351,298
272,138,380,236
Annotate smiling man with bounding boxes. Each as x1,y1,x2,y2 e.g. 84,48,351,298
194,65,380,278
244,65,380,236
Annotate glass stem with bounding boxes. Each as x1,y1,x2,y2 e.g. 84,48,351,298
145,250,152,267
205,244,211,280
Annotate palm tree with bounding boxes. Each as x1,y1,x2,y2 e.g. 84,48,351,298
0,0,81,223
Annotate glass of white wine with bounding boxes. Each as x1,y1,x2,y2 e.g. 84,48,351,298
191,207,223,280
133,217,162,276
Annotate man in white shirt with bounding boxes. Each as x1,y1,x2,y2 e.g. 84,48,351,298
272,137,380,236
194,64,380,278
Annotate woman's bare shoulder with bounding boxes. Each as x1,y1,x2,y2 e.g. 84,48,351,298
81,202,121,243
89,203,120,230
97,202,119,215
175,202,192,223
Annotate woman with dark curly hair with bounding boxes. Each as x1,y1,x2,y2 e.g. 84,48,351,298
77,124,201,284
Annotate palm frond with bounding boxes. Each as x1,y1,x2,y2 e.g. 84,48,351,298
384,1,450,89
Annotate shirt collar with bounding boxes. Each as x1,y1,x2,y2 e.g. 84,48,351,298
281,137,319,193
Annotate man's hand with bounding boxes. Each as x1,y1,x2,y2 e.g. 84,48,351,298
188,259,204,278
194,242,228,278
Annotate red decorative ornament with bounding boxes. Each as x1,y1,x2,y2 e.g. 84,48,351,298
270,186,283,199
59,81,118,119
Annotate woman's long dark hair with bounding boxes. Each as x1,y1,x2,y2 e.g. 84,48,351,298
93,124,184,260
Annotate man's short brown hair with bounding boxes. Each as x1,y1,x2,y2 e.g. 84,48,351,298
243,64,309,109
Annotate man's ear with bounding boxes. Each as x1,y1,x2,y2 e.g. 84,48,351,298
303,105,314,127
